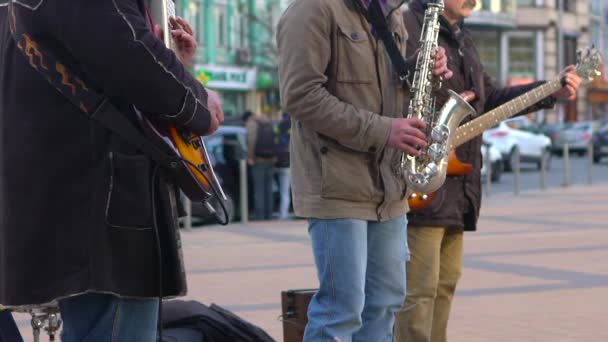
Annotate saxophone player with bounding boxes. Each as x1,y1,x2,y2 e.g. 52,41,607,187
394,1,581,341
277,0,451,340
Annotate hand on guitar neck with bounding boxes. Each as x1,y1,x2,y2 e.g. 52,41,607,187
153,16,197,66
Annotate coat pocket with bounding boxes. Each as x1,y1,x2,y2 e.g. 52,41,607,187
319,139,376,202
336,24,374,84
105,152,153,230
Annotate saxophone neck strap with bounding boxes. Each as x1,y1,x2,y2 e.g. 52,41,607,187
364,0,410,81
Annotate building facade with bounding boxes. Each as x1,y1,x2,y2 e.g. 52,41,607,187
175,0,284,120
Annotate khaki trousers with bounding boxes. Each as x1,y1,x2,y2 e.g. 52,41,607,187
393,226,464,342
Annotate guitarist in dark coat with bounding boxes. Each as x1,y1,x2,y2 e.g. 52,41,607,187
394,1,582,341
0,0,222,340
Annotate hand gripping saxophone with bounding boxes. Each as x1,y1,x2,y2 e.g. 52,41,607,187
400,0,476,194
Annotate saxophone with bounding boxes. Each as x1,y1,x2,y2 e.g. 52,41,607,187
400,0,475,194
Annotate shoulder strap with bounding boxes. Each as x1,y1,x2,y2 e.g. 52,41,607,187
7,2,174,168
364,0,410,81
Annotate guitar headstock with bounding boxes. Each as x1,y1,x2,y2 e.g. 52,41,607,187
576,45,603,82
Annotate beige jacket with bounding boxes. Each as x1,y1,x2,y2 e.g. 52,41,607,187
277,0,410,221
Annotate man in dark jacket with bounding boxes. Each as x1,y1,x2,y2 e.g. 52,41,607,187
0,0,222,341
393,1,582,341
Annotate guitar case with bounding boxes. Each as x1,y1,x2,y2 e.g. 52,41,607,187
280,289,317,342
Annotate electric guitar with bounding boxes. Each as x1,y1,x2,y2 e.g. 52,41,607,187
408,46,603,211
140,0,229,224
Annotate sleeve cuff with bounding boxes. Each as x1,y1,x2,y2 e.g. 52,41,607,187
364,115,393,153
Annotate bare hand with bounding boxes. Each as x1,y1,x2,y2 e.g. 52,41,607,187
206,89,224,135
433,47,453,80
387,118,427,156
170,16,197,66
554,65,582,101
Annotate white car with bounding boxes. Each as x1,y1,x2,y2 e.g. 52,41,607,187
480,141,503,182
483,116,552,171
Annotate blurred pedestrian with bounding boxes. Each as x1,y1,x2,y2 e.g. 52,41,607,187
246,112,276,220
274,112,292,220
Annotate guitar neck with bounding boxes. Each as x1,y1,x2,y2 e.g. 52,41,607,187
149,0,176,50
450,79,562,150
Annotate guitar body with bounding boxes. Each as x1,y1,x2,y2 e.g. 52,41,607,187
137,114,224,203
408,151,473,211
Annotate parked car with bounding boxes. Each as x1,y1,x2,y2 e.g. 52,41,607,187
483,116,552,171
591,122,608,163
539,122,564,148
480,140,503,182
553,120,602,156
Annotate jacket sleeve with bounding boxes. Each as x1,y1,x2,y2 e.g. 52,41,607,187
277,0,392,153
47,0,212,136
483,73,556,117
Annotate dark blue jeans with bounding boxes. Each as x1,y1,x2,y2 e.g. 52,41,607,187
59,293,158,342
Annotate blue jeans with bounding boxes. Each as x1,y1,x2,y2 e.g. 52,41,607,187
304,216,408,342
59,293,159,342
275,167,291,219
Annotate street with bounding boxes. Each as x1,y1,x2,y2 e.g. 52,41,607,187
11,165,608,342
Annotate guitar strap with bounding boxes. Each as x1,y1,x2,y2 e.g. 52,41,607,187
7,2,176,170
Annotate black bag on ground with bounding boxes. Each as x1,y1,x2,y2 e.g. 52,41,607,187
254,121,277,158
161,300,275,342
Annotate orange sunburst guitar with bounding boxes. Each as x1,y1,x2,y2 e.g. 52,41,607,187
408,46,603,211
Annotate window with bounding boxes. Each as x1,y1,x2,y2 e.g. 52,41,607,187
184,1,204,46
215,3,228,48
517,0,537,7
556,0,576,13
471,30,500,80
508,34,535,79
590,0,601,14
563,35,578,66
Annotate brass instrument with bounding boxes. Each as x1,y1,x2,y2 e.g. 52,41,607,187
401,0,475,194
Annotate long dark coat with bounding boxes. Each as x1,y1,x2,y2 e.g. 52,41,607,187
0,0,212,305
404,0,556,230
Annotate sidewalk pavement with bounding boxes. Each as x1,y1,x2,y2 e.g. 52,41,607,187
15,183,608,341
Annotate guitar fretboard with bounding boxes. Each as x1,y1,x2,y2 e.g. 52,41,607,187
450,79,562,149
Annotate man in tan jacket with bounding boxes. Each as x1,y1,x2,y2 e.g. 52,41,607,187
277,0,452,340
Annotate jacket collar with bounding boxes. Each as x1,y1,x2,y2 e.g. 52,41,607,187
348,0,406,15
408,0,466,42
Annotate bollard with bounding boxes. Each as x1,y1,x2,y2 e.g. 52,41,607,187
513,147,520,196
183,196,192,230
484,144,492,197
563,143,571,187
587,143,594,185
239,159,249,224
540,150,547,190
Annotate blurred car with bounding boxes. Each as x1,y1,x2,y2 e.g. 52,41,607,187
483,116,552,171
190,125,248,223
539,122,564,148
553,120,602,156
480,140,503,182
591,122,608,163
